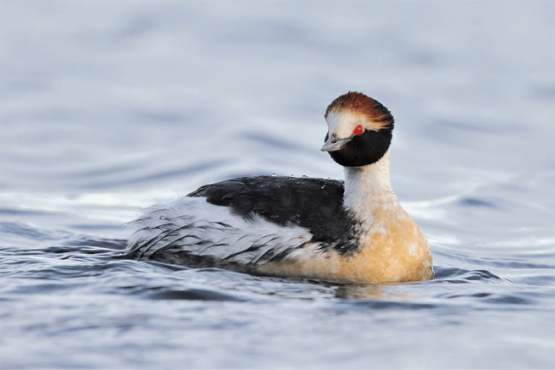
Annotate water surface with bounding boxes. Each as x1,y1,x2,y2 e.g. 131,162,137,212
0,1,554,369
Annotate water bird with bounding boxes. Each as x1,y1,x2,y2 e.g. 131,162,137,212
127,92,434,283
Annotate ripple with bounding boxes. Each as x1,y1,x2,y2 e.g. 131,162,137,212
145,287,248,302
0,221,70,241
440,290,550,309
433,266,502,283
458,198,499,209
434,250,555,270
506,275,555,287
0,208,47,216
332,300,438,312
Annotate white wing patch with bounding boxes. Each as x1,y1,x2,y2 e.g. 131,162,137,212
127,197,314,265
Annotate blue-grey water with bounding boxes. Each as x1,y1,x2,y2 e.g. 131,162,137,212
1,1,554,369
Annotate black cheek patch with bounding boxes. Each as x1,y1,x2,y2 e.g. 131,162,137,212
329,129,392,167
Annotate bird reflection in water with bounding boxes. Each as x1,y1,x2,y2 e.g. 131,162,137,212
334,284,413,300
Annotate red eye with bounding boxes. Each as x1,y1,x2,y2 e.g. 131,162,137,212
353,125,365,136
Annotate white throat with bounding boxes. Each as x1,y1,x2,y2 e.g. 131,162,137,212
343,149,397,223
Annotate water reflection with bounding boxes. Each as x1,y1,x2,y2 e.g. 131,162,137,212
334,284,409,300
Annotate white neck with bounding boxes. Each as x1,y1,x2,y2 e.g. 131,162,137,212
343,149,397,222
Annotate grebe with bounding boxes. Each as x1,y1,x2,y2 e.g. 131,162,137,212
127,92,434,284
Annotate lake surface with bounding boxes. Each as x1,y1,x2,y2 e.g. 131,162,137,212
1,1,554,369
